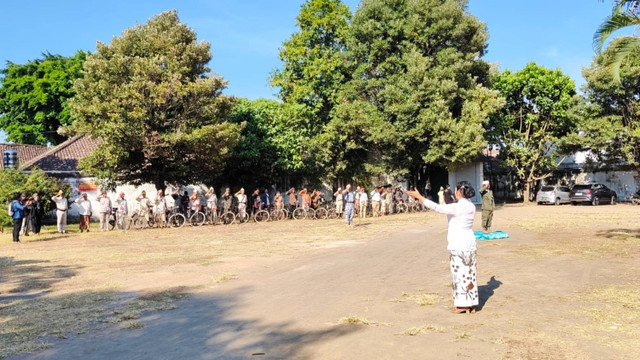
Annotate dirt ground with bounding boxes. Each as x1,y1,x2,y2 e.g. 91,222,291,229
1,204,639,359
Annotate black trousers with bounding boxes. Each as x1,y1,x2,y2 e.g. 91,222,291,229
13,218,22,242
32,215,42,234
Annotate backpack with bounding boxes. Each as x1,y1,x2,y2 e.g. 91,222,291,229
8,201,14,217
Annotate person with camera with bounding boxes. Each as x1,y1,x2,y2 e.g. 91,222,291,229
52,190,68,234
30,193,44,235
10,193,31,242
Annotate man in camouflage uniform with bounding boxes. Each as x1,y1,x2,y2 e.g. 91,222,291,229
480,180,495,233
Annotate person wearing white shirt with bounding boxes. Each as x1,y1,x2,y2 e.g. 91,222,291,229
154,190,167,228
370,187,382,217
358,187,368,219
235,188,247,217
52,190,68,234
96,191,112,231
136,191,152,228
75,193,92,232
115,192,128,230
407,181,479,314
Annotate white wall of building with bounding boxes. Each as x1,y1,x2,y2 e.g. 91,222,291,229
448,162,484,204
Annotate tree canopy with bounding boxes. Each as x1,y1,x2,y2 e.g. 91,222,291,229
68,11,240,190
489,62,577,200
565,37,640,168
0,51,86,145
318,0,503,183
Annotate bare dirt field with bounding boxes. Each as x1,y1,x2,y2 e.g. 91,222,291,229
1,204,639,359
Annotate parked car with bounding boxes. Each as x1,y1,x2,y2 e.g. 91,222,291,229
570,184,617,206
536,186,571,205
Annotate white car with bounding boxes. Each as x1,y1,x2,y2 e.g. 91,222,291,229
536,186,571,205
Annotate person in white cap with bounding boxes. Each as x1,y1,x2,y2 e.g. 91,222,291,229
52,190,68,233
96,190,112,231
334,187,344,216
480,180,495,233
75,192,92,232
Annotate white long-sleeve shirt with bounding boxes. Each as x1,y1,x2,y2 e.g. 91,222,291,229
371,191,381,202
75,198,92,216
422,198,476,252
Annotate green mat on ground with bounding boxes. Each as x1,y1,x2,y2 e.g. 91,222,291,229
474,231,509,240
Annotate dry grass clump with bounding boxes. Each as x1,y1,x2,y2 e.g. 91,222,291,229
573,284,640,353
212,272,237,283
392,291,441,306
335,315,389,326
395,324,446,336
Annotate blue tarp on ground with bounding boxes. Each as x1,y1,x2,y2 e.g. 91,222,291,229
474,231,509,240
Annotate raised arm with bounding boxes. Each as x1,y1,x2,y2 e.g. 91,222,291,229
406,190,462,216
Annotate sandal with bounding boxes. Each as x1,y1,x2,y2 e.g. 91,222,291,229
450,307,476,314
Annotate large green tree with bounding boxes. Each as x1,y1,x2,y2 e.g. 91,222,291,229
69,11,240,190
565,37,640,168
319,0,503,182
271,0,351,129
594,0,640,82
0,52,86,145
220,98,312,189
489,63,577,202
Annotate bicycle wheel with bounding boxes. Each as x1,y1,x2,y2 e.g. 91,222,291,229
315,208,328,220
236,212,250,224
168,213,186,229
328,209,338,219
130,214,142,230
221,211,235,225
254,210,270,223
190,212,206,227
307,208,316,220
397,203,407,213
108,215,116,231
269,209,281,221
292,208,306,220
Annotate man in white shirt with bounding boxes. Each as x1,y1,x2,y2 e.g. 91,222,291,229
359,187,368,219
371,187,382,217
96,190,112,231
75,193,92,232
115,192,128,230
52,190,68,234
136,190,152,228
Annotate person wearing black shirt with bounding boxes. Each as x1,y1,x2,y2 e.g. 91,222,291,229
180,191,189,214
444,185,455,204
30,193,44,235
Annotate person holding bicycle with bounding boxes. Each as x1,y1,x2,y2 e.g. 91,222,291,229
155,190,167,228
222,188,232,213
235,188,247,217
274,191,283,209
189,192,201,216
136,190,152,228
206,187,218,222
299,188,311,210
286,187,297,214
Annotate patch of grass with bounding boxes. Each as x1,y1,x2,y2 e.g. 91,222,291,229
396,291,441,306
395,324,446,336
455,332,471,341
571,284,640,352
212,272,237,283
121,322,144,330
335,315,389,326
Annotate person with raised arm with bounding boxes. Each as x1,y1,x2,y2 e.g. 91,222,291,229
406,181,479,314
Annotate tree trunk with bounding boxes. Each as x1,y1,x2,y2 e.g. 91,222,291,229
154,179,166,194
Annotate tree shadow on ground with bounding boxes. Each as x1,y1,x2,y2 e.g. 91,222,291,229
4,286,362,360
477,276,502,311
0,257,81,300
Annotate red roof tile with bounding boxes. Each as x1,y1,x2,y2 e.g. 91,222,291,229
20,135,100,173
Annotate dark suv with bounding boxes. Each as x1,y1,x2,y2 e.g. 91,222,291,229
570,184,617,206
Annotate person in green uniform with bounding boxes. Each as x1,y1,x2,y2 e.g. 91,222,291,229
480,180,495,233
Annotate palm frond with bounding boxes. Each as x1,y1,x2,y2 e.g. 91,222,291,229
614,0,640,13
602,36,640,82
593,11,640,52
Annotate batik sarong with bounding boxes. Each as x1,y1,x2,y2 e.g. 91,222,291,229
449,250,479,307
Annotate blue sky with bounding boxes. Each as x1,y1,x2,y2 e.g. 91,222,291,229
0,0,618,100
